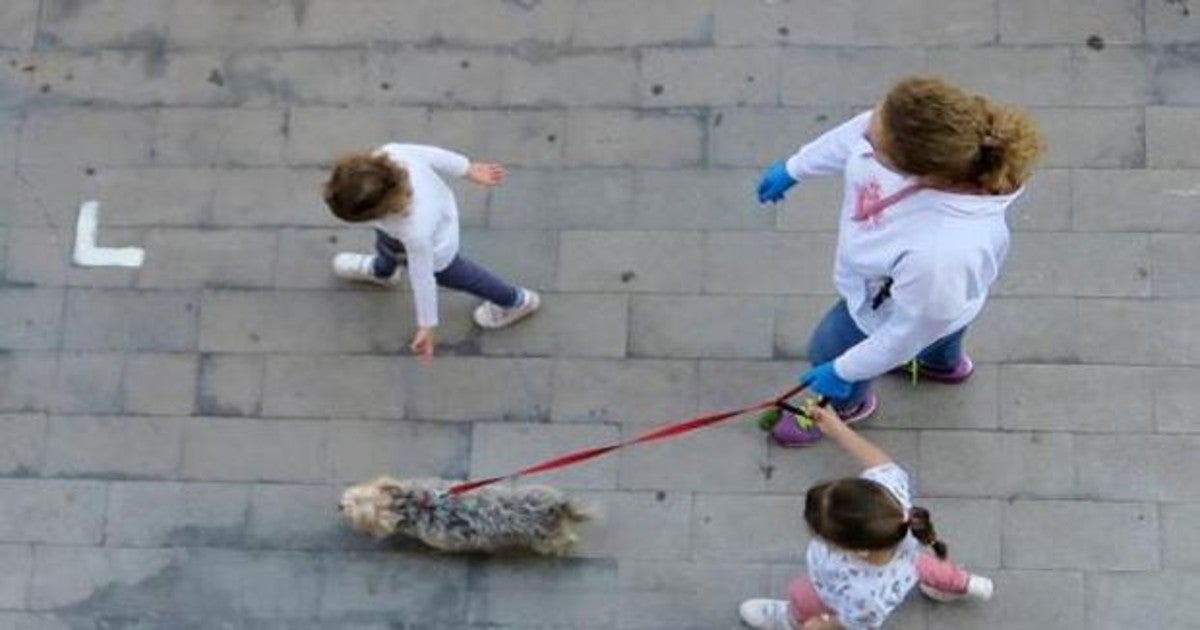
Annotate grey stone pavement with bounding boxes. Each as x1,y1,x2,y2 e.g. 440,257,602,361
0,0,1198,628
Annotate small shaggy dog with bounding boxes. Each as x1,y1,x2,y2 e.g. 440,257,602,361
339,476,593,556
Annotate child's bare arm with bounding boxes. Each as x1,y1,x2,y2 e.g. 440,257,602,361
808,402,892,469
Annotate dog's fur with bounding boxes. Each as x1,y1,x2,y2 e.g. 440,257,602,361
339,477,593,556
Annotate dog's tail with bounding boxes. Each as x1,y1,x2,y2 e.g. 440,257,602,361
562,499,599,523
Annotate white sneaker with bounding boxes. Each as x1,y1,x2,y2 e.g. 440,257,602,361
332,253,396,287
920,575,994,603
738,599,795,630
473,288,540,329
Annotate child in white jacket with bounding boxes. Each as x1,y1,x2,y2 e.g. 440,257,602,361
323,144,540,363
759,76,1044,445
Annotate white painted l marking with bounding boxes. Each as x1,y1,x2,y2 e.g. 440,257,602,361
72,201,145,268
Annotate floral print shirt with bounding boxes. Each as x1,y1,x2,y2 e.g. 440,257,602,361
805,463,919,629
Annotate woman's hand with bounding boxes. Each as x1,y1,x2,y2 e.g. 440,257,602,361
410,327,436,364
467,162,506,186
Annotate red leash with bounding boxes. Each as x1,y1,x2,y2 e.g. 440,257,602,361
448,382,810,495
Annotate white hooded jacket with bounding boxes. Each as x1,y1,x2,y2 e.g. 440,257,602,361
785,111,1022,382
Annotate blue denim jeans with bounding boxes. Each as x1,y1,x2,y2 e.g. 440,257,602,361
806,300,966,410
372,230,520,307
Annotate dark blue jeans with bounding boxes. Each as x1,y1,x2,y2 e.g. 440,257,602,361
372,230,520,308
806,300,966,410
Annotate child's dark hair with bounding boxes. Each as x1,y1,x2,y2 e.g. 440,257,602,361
323,152,412,223
805,479,948,559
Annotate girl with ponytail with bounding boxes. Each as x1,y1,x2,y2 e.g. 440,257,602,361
756,76,1045,445
739,404,992,629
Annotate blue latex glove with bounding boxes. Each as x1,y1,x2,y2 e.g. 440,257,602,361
756,161,797,204
801,361,854,400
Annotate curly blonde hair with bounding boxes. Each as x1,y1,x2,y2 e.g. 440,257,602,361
878,76,1045,194
323,152,413,222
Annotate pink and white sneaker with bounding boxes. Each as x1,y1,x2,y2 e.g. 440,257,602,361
920,574,994,603
738,599,796,630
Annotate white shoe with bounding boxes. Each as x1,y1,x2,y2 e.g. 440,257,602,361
920,575,994,603
738,599,795,630
332,253,396,287
473,288,540,329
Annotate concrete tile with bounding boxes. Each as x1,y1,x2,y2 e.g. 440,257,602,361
780,48,929,106
1076,434,1200,501
39,0,172,48
575,0,714,47
320,552,468,623
466,558,617,628
633,168,776,230
999,364,1153,432
1085,571,1200,630
137,229,276,288
245,483,359,550
551,359,698,424
45,415,183,479
1153,367,1200,433
122,353,197,415
1152,43,1200,105
640,47,780,107
692,493,807,561
1148,107,1200,168
0,479,106,544
0,544,32,609
702,231,837,295
573,490,693,560
105,481,250,547
709,106,856,167
325,420,470,482
630,295,775,359
51,352,123,414
1163,503,1200,570
152,108,286,167
62,289,198,352
407,357,552,421
999,0,1142,44
0,287,63,350
503,52,638,107
1077,298,1200,365
919,431,1075,498
0,414,45,477
714,0,853,45
28,545,177,612
181,418,327,483
566,110,704,168
20,109,156,167
927,570,1083,630
1073,169,1200,232
1003,499,1158,570
488,168,636,229
260,352,405,417
557,230,702,293
1034,107,1144,168
994,233,1151,297
0,352,57,413
197,353,263,417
